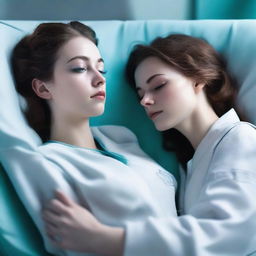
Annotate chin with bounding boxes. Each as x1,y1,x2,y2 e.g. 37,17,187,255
154,121,173,131
92,107,105,116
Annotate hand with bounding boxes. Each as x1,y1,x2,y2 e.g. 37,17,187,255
42,190,102,252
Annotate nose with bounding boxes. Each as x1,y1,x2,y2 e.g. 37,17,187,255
92,70,106,87
140,93,154,107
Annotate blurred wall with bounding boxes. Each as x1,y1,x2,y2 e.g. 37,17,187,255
129,0,193,20
195,0,256,19
0,0,193,20
1,0,256,22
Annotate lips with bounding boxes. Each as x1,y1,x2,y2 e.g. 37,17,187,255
91,91,106,99
148,111,163,120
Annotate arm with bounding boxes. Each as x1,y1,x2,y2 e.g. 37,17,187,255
43,190,125,256
124,177,256,256
44,173,256,256
0,145,81,256
0,72,84,255
123,124,256,256
43,124,256,256
0,125,80,256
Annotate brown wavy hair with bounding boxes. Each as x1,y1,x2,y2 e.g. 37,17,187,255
11,21,98,142
126,34,245,169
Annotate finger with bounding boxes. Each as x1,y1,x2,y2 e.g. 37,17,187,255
42,210,61,226
49,235,66,249
47,198,70,215
46,227,67,249
47,232,63,248
45,223,58,236
55,190,74,207
43,199,62,215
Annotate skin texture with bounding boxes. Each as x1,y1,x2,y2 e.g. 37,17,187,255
135,57,218,148
135,57,197,132
42,191,125,255
32,36,106,149
43,56,220,255
43,190,102,251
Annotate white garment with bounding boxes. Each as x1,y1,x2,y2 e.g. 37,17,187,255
124,109,256,256
0,125,177,256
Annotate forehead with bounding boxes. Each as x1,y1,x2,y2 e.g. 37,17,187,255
135,57,170,81
57,36,101,62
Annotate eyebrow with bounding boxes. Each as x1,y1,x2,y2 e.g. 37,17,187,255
136,73,164,91
66,55,104,64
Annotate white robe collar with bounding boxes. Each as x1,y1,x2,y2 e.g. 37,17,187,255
188,108,240,175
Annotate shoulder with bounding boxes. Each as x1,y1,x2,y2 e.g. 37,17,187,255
217,122,256,151
92,125,138,144
211,122,256,172
38,141,67,155
38,142,57,155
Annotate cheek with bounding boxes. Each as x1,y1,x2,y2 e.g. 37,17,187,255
159,86,179,105
64,78,90,96
158,85,195,114
52,84,87,106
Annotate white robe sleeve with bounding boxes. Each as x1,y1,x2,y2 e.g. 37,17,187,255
125,179,256,256
0,119,83,256
124,124,256,256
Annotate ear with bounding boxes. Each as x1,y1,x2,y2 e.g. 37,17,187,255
193,82,206,94
32,78,52,100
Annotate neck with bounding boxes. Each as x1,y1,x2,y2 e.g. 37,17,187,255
175,102,219,150
50,115,97,149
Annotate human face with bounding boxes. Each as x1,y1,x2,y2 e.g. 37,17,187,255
134,57,197,131
46,36,106,122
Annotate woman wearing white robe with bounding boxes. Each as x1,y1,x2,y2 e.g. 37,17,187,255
0,21,178,256
43,34,256,256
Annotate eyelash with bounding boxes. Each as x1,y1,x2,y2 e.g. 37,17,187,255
137,83,166,100
71,67,86,73
154,83,166,91
71,67,107,74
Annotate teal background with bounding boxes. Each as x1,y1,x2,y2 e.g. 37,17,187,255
195,0,256,19
1,0,256,20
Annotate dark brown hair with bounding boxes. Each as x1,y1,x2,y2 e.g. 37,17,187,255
126,34,243,168
11,21,98,142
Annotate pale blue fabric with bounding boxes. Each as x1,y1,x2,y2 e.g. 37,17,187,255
0,22,41,148
1,124,177,256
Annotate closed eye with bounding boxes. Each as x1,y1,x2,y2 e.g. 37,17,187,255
154,83,166,91
71,67,87,73
71,67,107,75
